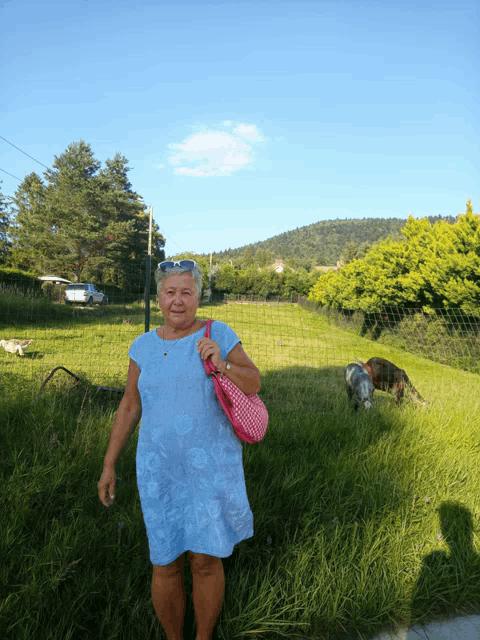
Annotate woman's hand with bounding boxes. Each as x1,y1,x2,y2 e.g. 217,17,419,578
97,466,116,507
197,339,261,395
197,337,225,372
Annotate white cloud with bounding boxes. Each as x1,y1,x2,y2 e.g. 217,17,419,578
168,123,263,177
232,123,264,142
154,163,165,169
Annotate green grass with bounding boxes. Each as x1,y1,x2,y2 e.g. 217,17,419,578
1,301,480,639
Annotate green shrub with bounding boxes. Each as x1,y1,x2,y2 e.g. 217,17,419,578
0,267,41,293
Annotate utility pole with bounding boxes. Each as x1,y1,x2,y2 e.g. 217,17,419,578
145,205,153,333
209,248,213,302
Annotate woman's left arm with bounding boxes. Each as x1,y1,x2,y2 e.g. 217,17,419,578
197,339,261,395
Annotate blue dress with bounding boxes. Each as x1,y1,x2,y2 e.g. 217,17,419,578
128,321,254,566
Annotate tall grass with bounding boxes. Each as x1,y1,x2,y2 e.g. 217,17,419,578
1,303,479,639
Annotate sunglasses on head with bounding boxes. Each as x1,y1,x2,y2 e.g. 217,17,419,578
158,260,196,272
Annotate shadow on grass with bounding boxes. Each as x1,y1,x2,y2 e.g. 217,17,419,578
0,303,145,330
22,350,45,360
219,365,410,639
36,375,124,411
410,502,480,627
4,365,470,640
239,364,398,535
0,381,153,640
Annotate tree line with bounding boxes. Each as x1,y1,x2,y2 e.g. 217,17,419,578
308,200,480,315
1,141,475,309
163,252,320,300
0,141,165,293
212,215,455,270
212,263,320,298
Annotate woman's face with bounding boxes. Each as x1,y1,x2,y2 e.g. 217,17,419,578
158,272,199,330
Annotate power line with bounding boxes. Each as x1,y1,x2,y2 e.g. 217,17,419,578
0,167,21,181
0,135,50,170
158,226,186,254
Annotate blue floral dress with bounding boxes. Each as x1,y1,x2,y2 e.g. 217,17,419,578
128,321,254,566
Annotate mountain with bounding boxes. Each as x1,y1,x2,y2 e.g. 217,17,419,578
211,216,455,268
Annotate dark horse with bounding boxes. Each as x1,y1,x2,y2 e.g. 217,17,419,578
357,357,426,406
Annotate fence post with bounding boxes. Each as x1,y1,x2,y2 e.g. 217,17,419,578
145,205,153,333
145,255,151,333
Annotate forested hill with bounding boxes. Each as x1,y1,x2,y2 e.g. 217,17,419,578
212,216,454,268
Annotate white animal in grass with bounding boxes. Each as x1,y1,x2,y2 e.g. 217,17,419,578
0,339,33,356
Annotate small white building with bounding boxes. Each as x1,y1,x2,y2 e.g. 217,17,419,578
38,276,72,284
38,276,72,302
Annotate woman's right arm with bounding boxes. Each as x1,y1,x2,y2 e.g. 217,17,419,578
97,359,141,507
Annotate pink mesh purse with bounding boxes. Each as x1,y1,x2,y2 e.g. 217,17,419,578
203,319,268,443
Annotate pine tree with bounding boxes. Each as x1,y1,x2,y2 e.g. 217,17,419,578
9,141,164,290
9,172,47,271
0,182,13,264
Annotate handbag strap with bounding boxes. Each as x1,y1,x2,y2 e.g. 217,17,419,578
202,319,217,376
204,318,213,339
202,318,234,411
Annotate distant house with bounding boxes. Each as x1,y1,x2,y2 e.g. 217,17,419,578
314,262,341,273
38,276,72,284
38,275,72,302
265,259,296,274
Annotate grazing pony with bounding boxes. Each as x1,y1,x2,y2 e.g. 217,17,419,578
357,357,425,406
344,362,374,410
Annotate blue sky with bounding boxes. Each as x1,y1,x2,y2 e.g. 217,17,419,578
2,0,478,257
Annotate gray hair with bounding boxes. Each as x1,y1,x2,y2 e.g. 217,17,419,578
154,263,203,298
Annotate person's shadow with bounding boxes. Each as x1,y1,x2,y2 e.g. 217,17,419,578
410,502,480,627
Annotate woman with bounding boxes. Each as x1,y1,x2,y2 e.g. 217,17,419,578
97,260,261,640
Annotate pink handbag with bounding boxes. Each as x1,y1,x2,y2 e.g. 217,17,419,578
203,319,268,443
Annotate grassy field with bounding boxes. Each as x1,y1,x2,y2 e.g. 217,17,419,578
1,301,480,639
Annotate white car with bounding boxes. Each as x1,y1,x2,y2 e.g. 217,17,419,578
64,283,108,306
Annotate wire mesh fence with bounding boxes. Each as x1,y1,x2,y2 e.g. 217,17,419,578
0,290,336,389
1,268,480,398
299,298,480,375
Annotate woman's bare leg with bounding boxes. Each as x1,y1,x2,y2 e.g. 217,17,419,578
152,554,186,640
189,552,225,640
